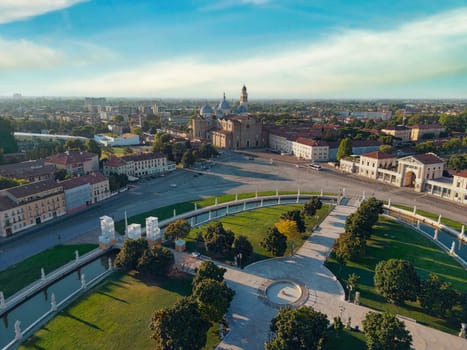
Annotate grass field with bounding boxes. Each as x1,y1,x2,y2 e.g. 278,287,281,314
20,272,219,350
114,191,332,233
326,216,467,334
326,328,366,350
186,204,333,265
0,244,97,298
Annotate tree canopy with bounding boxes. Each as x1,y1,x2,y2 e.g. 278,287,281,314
336,137,352,161
374,259,420,304
280,209,305,233
164,219,191,241
192,260,226,287
136,246,174,277
362,312,412,350
192,279,235,322
114,238,149,271
203,222,235,256
265,306,329,350
150,297,210,350
261,226,287,256
302,196,322,216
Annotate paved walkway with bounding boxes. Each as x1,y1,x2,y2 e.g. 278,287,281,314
213,203,466,350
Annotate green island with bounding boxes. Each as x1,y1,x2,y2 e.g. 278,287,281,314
326,216,467,335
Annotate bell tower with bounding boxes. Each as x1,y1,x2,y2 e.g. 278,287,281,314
240,85,248,105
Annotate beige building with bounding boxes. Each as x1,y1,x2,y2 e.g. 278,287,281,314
0,180,66,237
45,151,99,176
450,171,467,205
381,125,411,142
359,151,397,180
292,138,329,162
408,124,445,141
339,152,458,201
103,153,174,178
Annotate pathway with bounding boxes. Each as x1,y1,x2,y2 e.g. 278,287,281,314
213,203,466,350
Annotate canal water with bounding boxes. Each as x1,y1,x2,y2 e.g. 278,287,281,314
0,254,112,349
384,210,466,261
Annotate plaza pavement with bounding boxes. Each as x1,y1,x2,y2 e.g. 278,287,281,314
210,201,466,350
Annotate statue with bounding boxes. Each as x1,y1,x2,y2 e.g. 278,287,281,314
14,320,22,340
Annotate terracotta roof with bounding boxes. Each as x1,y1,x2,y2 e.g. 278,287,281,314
0,160,55,179
362,151,395,160
104,157,126,167
6,179,62,199
46,151,97,166
453,171,467,179
412,153,444,164
295,137,328,147
60,176,91,190
382,125,410,131
85,172,108,184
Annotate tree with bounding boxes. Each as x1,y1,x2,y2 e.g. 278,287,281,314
362,312,412,350
333,232,365,262
448,154,467,171
114,238,149,271
150,297,210,350
415,141,436,154
418,273,458,316
193,261,226,287
337,137,352,161
374,259,420,304
275,219,300,240
280,210,305,233
54,169,68,181
164,219,191,241
192,279,235,322
137,246,174,277
261,227,287,256
203,222,235,256
181,149,195,168
64,139,85,151
198,143,218,159
85,139,101,158
233,235,253,261
442,138,461,153
303,196,322,216
379,144,393,153
265,306,329,350
0,117,18,153
0,176,27,190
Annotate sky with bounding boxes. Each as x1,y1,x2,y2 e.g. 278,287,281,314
0,0,467,99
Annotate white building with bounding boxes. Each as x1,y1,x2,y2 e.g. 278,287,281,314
94,133,140,147
292,138,329,162
103,153,175,178
450,172,467,205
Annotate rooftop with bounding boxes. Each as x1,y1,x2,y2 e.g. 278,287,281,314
412,153,444,164
6,179,62,199
362,151,396,160
46,151,97,166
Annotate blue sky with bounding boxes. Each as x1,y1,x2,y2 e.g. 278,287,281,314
0,0,466,98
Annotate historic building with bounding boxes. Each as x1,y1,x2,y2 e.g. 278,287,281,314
0,180,66,237
191,86,266,149
339,152,465,204
0,160,56,183
45,151,99,176
103,153,174,178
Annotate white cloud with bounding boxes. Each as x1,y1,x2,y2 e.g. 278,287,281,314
200,0,270,12
0,0,87,24
0,37,64,69
51,7,467,97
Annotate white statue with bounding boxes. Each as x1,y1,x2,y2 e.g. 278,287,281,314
14,320,22,340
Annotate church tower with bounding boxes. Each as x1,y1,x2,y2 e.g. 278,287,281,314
240,85,248,106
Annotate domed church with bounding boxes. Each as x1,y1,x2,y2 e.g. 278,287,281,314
192,86,265,149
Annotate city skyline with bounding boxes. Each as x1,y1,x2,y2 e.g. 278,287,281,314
1,1,467,98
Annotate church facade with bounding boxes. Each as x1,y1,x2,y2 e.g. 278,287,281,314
191,86,266,149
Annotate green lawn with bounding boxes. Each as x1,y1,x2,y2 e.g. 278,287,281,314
326,328,366,350
0,244,97,298
326,216,467,334
186,204,333,265
390,203,465,232
115,191,332,233
20,272,219,350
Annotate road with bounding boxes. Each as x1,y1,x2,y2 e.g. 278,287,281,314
1,150,465,270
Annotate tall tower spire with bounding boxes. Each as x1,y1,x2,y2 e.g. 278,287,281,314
240,85,248,105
